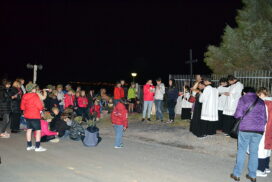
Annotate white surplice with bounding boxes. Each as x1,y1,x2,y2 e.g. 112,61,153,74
199,85,219,121
223,81,244,116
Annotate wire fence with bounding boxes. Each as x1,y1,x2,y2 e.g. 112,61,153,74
169,70,272,94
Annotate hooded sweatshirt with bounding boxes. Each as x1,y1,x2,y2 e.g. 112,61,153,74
111,102,128,128
21,92,43,119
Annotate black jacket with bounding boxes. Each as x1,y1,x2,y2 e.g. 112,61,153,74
55,119,70,137
9,87,21,113
0,86,12,114
167,87,179,102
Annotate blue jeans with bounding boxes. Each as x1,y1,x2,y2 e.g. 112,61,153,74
233,131,262,178
167,100,176,120
142,101,153,118
154,100,163,120
114,125,124,147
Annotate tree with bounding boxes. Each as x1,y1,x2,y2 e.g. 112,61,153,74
204,0,272,74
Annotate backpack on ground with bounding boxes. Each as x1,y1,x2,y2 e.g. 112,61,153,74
82,125,101,147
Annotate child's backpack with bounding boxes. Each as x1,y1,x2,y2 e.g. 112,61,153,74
83,125,101,147
69,121,85,141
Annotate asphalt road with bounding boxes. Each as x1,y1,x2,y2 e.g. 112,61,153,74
0,132,271,182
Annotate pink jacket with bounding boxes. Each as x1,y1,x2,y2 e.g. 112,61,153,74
40,120,58,137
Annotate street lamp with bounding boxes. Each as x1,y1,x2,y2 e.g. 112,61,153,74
27,63,43,84
131,72,137,83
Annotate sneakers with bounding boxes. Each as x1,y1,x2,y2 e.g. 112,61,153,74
256,170,268,177
245,174,256,182
34,146,47,152
147,118,151,121
26,146,35,151
114,146,124,149
230,174,240,181
141,118,145,122
265,168,271,174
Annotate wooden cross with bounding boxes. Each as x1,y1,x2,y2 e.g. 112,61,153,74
185,49,198,86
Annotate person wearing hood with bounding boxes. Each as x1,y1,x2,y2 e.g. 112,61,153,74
21,83,46,152
111,101,128,148
154,78,165,122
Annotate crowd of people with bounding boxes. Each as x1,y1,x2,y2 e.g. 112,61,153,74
0,75,271,181
0,78,129,151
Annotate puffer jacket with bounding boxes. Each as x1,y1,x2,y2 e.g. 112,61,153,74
111,102,128,128
235,92,266,133
21,92,44,119
0,86,11,114
143,84,155,101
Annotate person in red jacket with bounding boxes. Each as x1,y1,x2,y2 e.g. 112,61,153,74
77,90,89,121
21,83,46,152
111,101,128,148
64,89,75,109
142,79,155,122
113,82,124,106
90,100,101,121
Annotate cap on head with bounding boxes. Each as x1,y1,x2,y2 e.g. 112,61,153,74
26,83,37,92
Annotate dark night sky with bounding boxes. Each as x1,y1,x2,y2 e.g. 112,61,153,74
0,0,243,85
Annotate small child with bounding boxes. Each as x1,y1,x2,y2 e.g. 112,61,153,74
50,107,61,131
56,113,71,138
181,85,193,120
107,98,114,113
64,90,75,109
90,100,101,121
69,116,85,141
38,112,59,143
135,99,142,113
77,90,89,121
111,101,128,148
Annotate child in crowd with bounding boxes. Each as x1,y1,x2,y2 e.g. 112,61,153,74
135,98,142,113
111,101,128,148
55,113,71,138
46,90,60,112
77,90,89,121
217,78,229,131
90,100,101,121
50,107,61,131
69,116,85,141
128,83,137,113
107,98,114,113
64,89,75,109
181,85,193,120
56,84,65,112
38,112,59,143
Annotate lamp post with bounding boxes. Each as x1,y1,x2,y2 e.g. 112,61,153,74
26,63,43,84
131,73,137,83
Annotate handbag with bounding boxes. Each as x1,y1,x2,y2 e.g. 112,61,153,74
230,97,259,139
188,96,196,103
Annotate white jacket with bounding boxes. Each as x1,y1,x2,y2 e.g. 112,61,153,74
154,83,165,100
199,85,219,121
181,92,193,109
223,82,244,116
